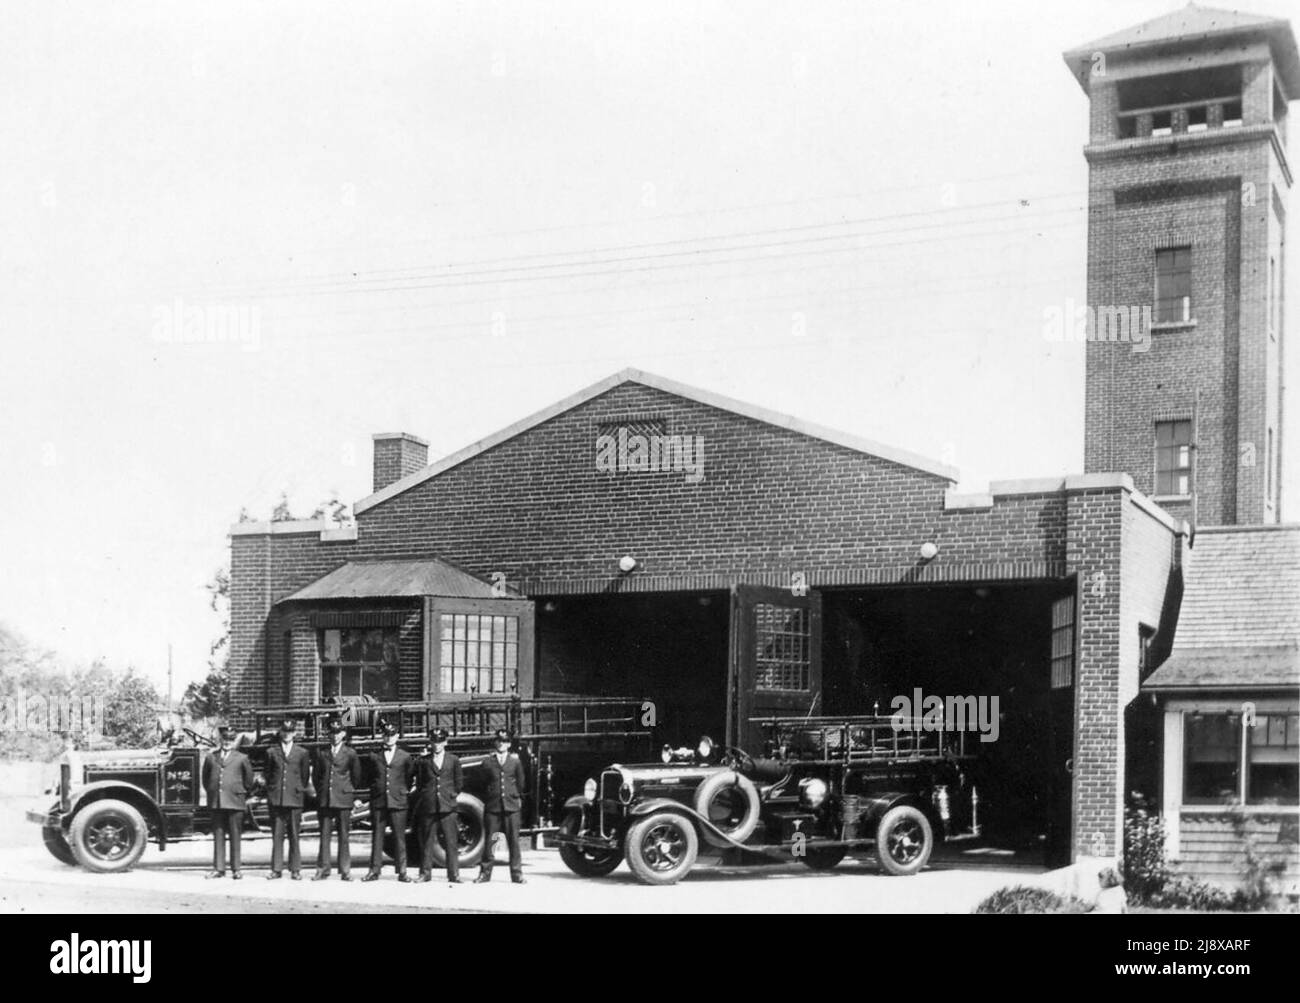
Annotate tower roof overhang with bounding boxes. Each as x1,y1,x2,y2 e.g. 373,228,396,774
1062,6,1300,96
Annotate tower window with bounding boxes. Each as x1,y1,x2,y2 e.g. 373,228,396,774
1155,247,1192,323
1155,420,1193,497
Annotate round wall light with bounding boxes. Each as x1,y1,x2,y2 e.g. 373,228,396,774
618,555,638,573
919,542,939,561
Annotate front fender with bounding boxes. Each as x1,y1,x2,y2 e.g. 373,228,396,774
66,781,166,845
858,792,933,833
563,794,590,813
625,797,755,851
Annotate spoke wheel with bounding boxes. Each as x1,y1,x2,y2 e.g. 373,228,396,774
69,799,148,873
557,811,621,878
874,805,933,876
625,811,699,885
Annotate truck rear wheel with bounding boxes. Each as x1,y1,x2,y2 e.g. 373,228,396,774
558,810,621,877
874,805,932,876
427,794,487,869
69,799,148,873
625,811,699,885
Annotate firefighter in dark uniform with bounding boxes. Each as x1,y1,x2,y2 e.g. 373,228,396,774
476,729,527,884
265,718,313,879
202,726,253,880
363,720,415,882
414,727,464,883
313,717,362,881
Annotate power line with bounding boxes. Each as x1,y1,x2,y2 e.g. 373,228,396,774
205,206,1086,303
199,160,1079,266
267,270,1084,349
203,191,1087,298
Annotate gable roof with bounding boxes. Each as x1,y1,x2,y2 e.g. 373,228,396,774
353,368,958,515
1144,525,1300,692
1063,5,1300,95
279,558,510,603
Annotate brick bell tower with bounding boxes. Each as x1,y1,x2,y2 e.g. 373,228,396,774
1064,6,1297,526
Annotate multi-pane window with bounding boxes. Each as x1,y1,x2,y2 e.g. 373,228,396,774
320,627,400,700
1248,713,1299,805
753,604,810,692
1184,711,1299,806
1155,420,1193,496
1155,247,1192,323
1050,596,1075,689
439,613,519,694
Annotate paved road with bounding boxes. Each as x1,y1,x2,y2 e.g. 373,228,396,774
1,797,1043,914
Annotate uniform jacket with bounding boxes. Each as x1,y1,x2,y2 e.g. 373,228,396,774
482,752,527,814
413,751,463,816
314,742,363,809
265,741,313,808
203,748,254,811
366,747,415,810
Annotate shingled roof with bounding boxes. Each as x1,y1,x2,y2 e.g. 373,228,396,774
1144,525,1300,692
278,559,511,603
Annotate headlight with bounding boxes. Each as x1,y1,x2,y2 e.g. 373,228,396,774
697,735,714,759
661,744,673,764
800,777,829,809
582,778,597,802
620,783,634,804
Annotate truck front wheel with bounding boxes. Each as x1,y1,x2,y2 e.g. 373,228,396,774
69,799,148,873
557,810,621,877
625,811,699,885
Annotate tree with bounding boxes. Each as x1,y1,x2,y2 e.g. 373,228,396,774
1,624,166,756
182,566,232,722
310,495,349,522
271,492,293,522
99,667,163,748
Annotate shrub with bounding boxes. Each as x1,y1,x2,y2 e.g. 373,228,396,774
974,886,1093,914
1122,794,1171,901
1147,873,1238,911
1123,794,1285,911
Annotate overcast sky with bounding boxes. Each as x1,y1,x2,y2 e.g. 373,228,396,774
2,0,1297,691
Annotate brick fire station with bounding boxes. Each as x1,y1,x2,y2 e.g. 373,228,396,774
228,7,1299,884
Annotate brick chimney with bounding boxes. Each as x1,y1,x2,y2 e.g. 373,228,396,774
372,432,429,492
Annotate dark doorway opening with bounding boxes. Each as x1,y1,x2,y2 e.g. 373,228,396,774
534,590,730,748
821,582,1074,866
